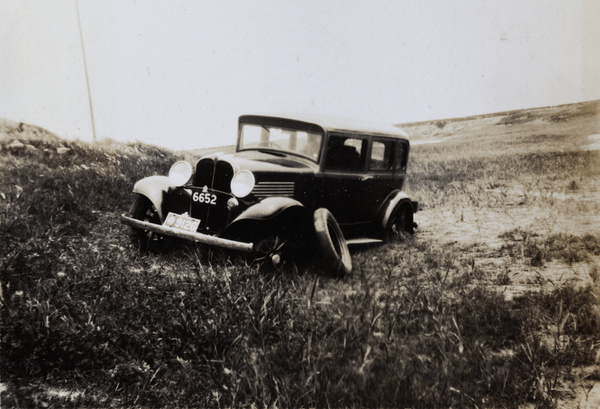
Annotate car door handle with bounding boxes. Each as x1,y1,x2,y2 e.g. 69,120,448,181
360,176,372,181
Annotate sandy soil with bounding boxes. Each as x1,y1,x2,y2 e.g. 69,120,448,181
416,185,600,408
417,185,600,286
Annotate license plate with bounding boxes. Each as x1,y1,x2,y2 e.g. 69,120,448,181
192,190,218,206
163,212,201,233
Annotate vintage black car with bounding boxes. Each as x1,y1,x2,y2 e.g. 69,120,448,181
121,114,417,276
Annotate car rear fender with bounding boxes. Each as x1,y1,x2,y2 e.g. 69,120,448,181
378,190,415,230
132,176,173,220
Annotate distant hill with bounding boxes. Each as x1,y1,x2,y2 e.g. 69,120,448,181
181,144,236,158
0,117,63,143
397,100,599,141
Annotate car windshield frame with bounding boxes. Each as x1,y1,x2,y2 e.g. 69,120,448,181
238,122,324,163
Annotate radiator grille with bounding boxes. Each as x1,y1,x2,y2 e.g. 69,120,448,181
252,181,295,198
192,158,234,193
191,158,234,233
193,158,215,187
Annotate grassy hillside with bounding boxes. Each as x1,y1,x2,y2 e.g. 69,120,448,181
398,100,599,143
1,101,600,408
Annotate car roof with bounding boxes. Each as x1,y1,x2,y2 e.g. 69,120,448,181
239,113,409,140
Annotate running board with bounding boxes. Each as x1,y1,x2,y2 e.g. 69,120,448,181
346,238,383,246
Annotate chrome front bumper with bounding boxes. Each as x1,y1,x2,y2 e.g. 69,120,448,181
120,214,254,253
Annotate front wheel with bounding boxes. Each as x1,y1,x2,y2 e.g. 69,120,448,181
313,208,352,277
252,233,292,272
127,194,164,251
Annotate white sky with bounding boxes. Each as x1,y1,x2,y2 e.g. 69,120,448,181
1,0,599,149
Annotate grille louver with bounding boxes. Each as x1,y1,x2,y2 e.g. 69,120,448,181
252,181,295,198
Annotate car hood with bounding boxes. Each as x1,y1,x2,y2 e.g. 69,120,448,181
221,150,317,174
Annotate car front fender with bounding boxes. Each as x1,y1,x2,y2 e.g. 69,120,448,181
132,176,173,220
222,197,310,242
233,197,305,222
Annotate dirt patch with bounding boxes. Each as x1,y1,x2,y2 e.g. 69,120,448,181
415,187,600,294
585,134,600,151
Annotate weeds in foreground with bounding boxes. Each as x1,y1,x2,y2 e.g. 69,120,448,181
3,233,599,408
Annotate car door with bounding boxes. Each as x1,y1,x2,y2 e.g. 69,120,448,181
364,138,405,217
314,133,373,224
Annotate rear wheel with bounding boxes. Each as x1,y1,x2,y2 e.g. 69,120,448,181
127,194,164,251
384,202,414,243
313,208,352,277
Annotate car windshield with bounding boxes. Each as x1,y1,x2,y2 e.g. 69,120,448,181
238,124,323,162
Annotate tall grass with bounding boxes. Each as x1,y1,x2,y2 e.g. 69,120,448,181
3,233,599,407
407,137,599,211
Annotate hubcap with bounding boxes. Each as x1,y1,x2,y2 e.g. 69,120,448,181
254,235,286,269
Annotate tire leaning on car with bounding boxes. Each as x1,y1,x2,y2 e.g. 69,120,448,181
313,208,352,277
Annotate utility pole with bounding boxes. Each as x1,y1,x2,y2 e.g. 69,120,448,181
75,0,97,143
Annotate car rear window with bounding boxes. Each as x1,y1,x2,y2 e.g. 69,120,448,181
370,140,395,170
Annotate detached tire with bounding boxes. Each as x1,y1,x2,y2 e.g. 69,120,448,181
127,194,164,251
313,208,352,276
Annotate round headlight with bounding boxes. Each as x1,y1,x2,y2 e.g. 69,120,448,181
230,170,255,198
168,161,193,187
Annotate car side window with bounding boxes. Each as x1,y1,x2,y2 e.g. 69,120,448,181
370,140,395,170
325,135,366,171
394,141,409,170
